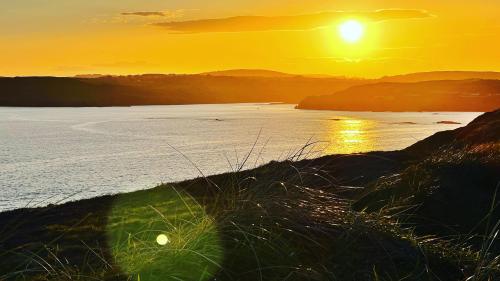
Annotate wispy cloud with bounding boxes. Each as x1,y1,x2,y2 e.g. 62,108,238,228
122,12,167,17
121,10,186,19
120,9,188,20
92,61,159,68
53,61,158,73
295,56,425,64
86,9,188,25
154,9,434,33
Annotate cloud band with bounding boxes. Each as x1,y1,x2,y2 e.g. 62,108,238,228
154,9,434,33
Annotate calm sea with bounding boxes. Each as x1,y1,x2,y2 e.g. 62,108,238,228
0,104,481,211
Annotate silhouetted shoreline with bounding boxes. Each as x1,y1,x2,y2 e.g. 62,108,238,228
2,71,500,111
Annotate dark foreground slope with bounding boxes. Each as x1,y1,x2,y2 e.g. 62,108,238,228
355,110,500,237
0,110,499,281
297,79,500,112
0,75,363,106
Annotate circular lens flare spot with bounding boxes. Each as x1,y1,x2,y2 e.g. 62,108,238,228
338,20,364,43
107,188,223,280
156,234,170,245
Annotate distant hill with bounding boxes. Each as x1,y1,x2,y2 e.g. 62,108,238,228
3,70,500,109
200,69,296,78
74,74,107,79
382,71,500,82
201,69,500,81
297,79,500,112
0,75,364,107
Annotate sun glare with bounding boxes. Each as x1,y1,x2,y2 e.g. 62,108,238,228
338,20,364,43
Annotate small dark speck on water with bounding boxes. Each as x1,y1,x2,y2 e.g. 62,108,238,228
392,121,418,125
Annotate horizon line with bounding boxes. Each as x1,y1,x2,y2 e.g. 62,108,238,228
2,69,500,80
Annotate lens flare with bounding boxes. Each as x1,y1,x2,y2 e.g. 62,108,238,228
106,187,222,281
156,234,170,245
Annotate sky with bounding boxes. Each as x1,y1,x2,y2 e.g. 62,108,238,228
1,0,500,77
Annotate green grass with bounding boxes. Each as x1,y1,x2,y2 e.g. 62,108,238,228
1,129,499,281
106,188,223,281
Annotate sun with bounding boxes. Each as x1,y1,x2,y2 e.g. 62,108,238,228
338,20,364,43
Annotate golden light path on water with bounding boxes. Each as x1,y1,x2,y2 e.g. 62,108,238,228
323,118,375,154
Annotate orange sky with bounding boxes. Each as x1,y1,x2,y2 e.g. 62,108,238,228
1,0,499,77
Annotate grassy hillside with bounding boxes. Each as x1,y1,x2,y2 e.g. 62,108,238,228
297,79,500,112
0,110,498,280
355,110,500,237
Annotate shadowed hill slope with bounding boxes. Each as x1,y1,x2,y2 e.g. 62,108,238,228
200,69,295,77
297,79,500,112
0,75,363,107
382,71,500,82
0,77,155,107
355,109,500,239
4,70,500,108
406,109,500,156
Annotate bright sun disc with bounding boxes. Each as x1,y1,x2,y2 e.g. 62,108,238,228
339,20,364,43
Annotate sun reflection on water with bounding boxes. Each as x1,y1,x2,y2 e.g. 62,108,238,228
323,118,375,154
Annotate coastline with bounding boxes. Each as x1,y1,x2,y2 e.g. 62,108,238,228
1,109,498,280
